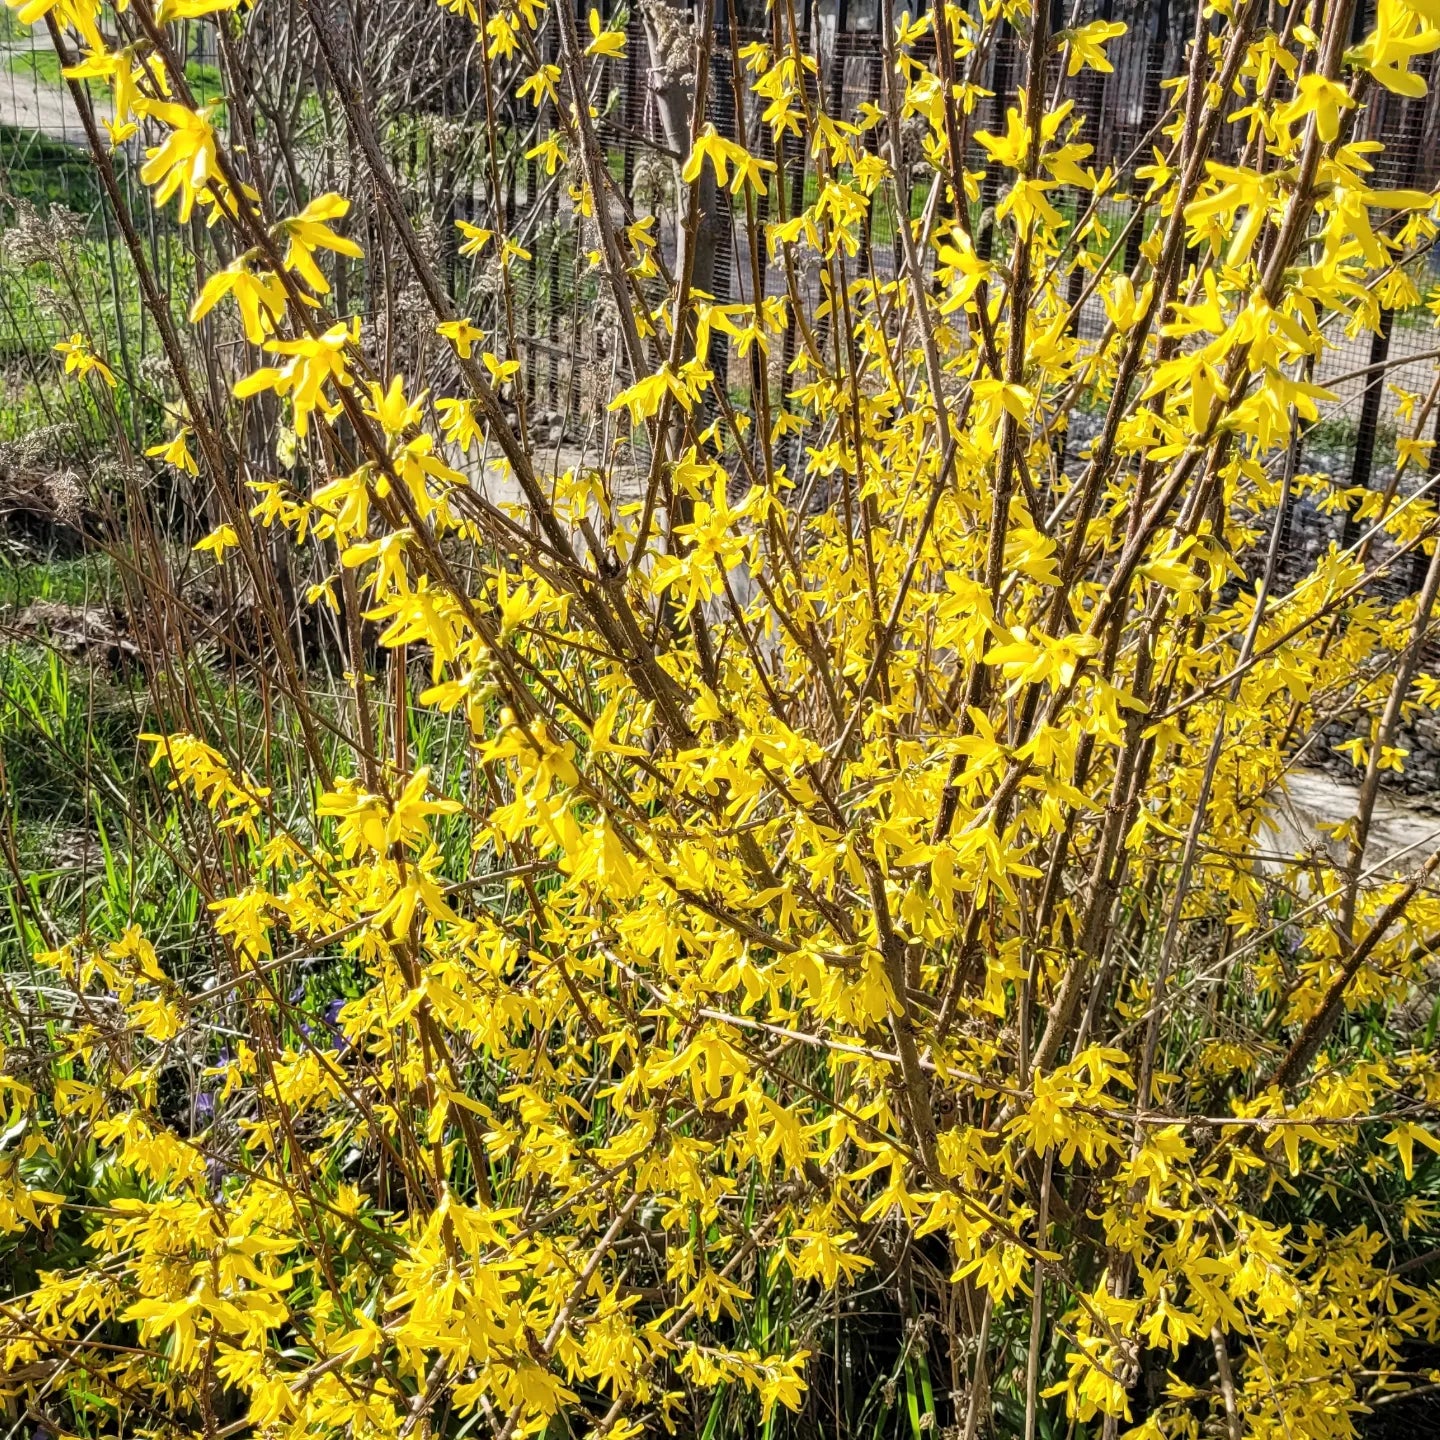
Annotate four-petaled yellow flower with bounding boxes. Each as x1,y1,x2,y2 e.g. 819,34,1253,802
193,523,240,561
234,320,358,438
54,332,116,388
585,7,626,58
1063,19,1126,75
275,194,364,296
682,125,777,196
136,98,223,222
436,318,486,359
146,427,199,476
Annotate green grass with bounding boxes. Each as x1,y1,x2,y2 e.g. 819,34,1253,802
0,202,197,446
0,553,131,827
187,60,223,106
0,123,99,214
0,647,199,1000
6,46,225,105
7,46,63,85
0,553,117,609
0,565,314,975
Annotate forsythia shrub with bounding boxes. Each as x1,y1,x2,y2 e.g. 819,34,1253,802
4,0,1440,1437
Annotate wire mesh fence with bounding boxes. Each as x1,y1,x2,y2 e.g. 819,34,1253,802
3,0,1440,554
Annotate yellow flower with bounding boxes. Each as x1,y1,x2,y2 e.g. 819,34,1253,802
136,98,223,222
275,193,365,296
455,220,493,256
481,351,520,386
234,320,358,438
63,45,145,125
193,523,240,561
682,125,777,196
191,259,288,344
155,0,241,21
1273,73,1356,143
6,0,103,49
146,427,199,476
54,333,116,387
585,7,626,58
1063,18,1126,75
518,64,561,107
436,318,486,359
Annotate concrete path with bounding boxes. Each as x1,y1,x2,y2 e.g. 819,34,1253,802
0,43,110,145
1261,768,1440,878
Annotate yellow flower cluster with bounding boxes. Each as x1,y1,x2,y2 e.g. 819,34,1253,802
8,0,1440,1436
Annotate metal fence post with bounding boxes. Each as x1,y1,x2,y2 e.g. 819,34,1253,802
976,24,1011,262
1341,307,1394,550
